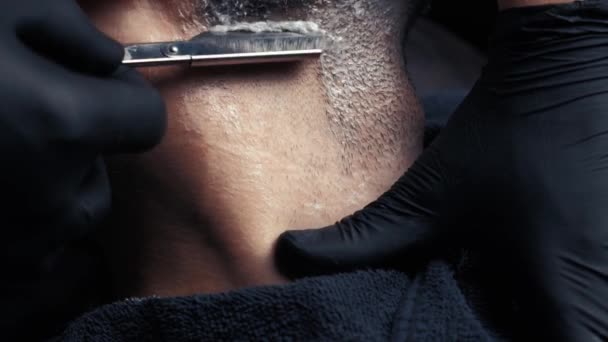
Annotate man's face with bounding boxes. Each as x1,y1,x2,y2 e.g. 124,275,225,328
79,0,424,233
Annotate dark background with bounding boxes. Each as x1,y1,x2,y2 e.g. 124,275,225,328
427,0,498,51
405,0,498,129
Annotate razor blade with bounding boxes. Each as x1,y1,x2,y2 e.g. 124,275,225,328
122,32,324,67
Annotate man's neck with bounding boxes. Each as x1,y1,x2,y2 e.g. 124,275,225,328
102,189,290,297
83,0,421,300
104,138,409,299
101,61,417,298
135,226,287,297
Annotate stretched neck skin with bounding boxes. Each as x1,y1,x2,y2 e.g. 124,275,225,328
498,0,576,10
80,0,423,298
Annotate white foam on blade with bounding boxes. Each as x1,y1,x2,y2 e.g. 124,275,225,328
208,21,324,35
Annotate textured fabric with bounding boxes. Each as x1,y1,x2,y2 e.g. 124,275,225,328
58,262,495,341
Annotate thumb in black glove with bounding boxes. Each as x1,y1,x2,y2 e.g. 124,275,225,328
276,2,608,341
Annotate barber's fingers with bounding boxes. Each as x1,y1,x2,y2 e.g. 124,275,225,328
8,5,167,155
15,0,124,76
276,149,449,279
11,23,167,156
73,67,168,154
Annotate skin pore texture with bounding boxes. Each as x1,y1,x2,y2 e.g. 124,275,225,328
79,0,424,297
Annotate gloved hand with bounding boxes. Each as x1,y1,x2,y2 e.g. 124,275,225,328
0,0,166,257
276,2,607,341
0,0,166,338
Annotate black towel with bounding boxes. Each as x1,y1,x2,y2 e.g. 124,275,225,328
58,261,497,341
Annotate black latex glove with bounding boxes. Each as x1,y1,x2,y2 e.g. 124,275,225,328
276,2,607,341
0,0,166,256
0,0,165,338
